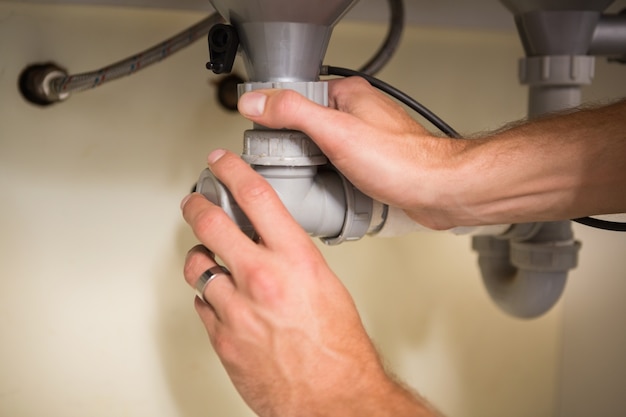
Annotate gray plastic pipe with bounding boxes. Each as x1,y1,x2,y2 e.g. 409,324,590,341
196,125,378,244
197,165,349,239
473,222,580,318
197,81,378,244
197,164,511,244
590,13,626,56
473,2,604,318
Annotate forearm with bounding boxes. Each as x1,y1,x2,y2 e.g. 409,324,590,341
374,379,442,417
440,99,626,226
278,338,440,417
325,372,440,417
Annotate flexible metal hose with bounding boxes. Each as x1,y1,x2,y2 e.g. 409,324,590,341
41,0,402,100
48,13,224,98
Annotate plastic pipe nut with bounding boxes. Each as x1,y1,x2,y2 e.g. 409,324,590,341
519,55,595,86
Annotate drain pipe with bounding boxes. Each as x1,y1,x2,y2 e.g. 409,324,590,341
471,4,622,318
472,51,590,319
473,223,580,318
197,81,377,244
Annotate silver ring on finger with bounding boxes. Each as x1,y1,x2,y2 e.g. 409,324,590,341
195,265,231,304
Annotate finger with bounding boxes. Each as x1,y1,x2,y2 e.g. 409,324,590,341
205,150,313,251
327,76,390,115
236,79,424,180
181,193,257,275
327,77,428,136
238,90,397,200
237,84,372,165
184,244,237,321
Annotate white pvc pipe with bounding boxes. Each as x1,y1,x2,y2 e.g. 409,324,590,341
373,206,511,238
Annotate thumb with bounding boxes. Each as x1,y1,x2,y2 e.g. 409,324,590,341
238,89,341,129
237,89,367,161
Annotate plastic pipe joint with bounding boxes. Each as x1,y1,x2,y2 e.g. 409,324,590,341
196,81,377,244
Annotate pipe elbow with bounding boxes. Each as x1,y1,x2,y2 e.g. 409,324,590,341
195,166,375,244
477,250,569,319
472,223,581,319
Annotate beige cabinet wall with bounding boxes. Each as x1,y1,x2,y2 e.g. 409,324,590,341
1,3,624,417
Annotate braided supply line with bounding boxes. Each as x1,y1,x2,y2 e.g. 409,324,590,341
49,13,224,97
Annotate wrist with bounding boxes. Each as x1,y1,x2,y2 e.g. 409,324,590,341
330,372,438,417
402,134,477,230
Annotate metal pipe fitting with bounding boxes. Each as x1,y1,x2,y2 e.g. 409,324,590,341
18,63,70,106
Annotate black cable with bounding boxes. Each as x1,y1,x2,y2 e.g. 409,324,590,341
358,0,405,76
322,65,626,232
572,217,626,232
322,65,461,138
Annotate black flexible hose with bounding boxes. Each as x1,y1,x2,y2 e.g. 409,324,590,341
358,0,405,76
322,65,461,138
572,216,626,231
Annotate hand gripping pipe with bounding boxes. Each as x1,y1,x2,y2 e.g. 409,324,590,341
196,81,379,244
196,81,511,244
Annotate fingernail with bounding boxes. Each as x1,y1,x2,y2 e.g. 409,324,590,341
238,92,267,117
180,193,192,210
207,149,227,165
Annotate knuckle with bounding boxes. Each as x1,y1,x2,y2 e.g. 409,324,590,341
182,260,195,285
329,76,373,110
192,206,228,237
239,261,284,304
273,89,305,124
210,329,233,358
276,88,301,107
183,247,207,285
334,76,371,96
237,176,276,205
346,75,371,90
215,151,241,171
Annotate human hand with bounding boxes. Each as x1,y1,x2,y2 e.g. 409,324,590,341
237,77,469,230
181,149,435,417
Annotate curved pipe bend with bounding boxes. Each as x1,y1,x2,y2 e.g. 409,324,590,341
196,163,376,244
472,221,581,319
